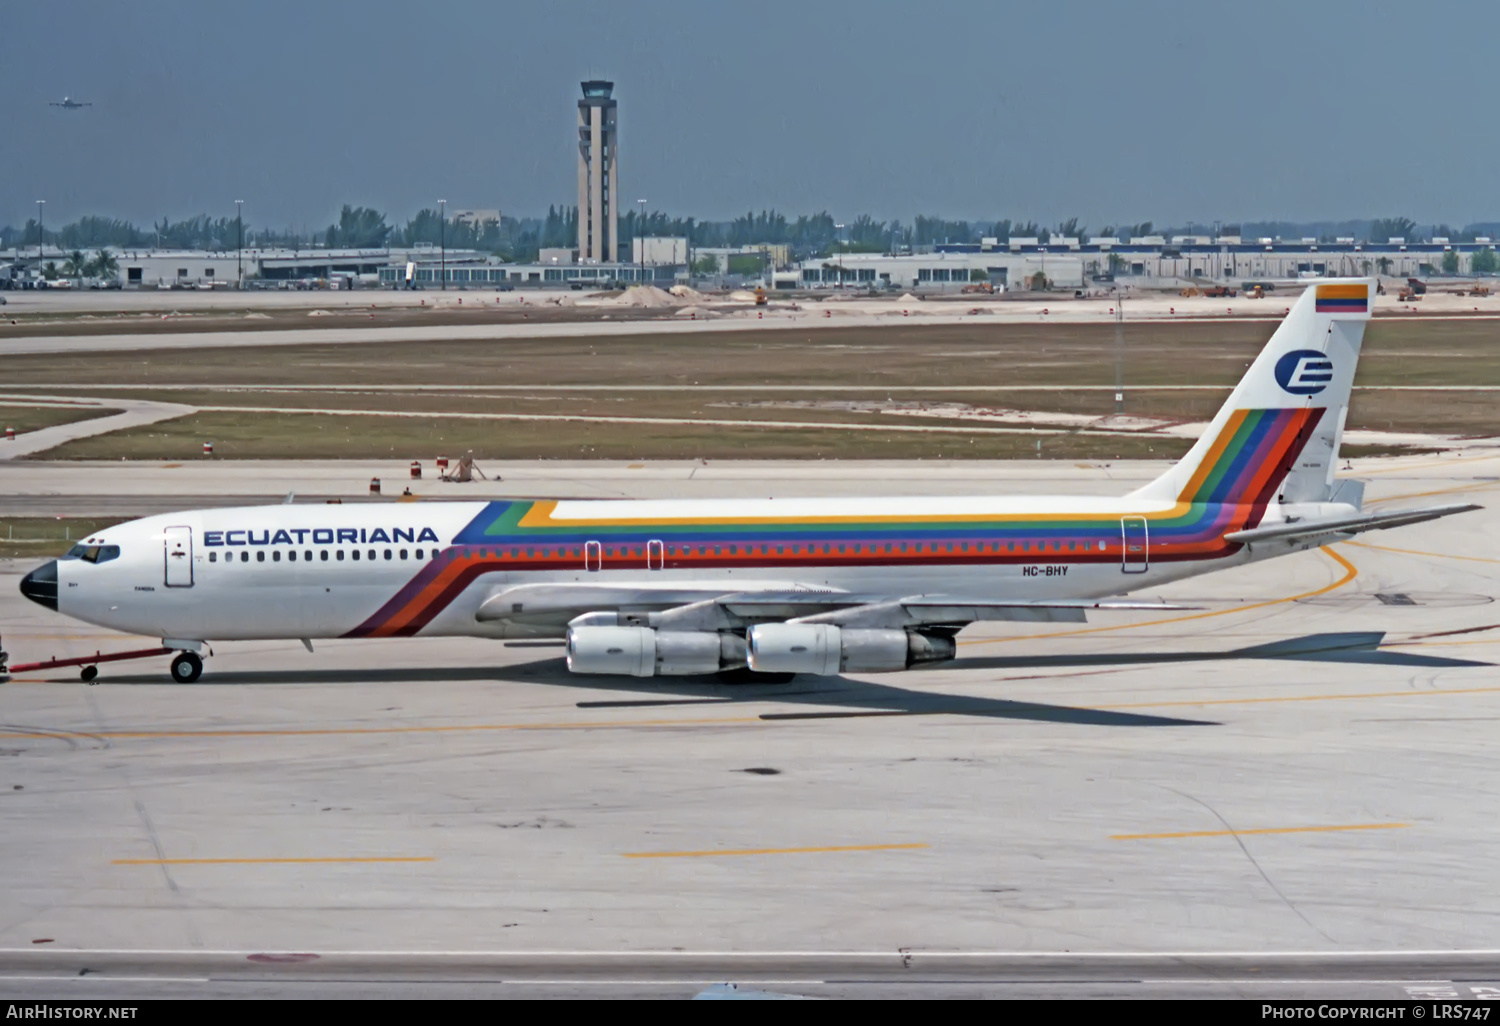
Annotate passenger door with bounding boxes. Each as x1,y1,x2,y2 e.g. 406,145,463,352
1120,516,1148,574
163,526,194,587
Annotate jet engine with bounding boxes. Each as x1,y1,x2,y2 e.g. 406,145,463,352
565,626,746,677
746,623,956,675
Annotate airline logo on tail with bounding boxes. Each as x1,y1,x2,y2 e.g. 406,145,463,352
1274,350,1334,396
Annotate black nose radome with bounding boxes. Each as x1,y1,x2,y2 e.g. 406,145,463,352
20,560,58,611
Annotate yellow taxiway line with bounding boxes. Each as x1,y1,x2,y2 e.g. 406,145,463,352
1111,823,1409,841
622,843,929,859
961,545,1358,648
1346,539,1500,565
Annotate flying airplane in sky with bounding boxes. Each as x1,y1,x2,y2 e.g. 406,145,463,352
49,96,91,109
12,279,1478,684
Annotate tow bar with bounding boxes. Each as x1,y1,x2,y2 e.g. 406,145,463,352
0,636,171,683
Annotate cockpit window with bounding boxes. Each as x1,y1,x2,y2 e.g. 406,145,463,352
61,544,121,564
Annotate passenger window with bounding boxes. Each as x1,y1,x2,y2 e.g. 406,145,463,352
288,550,296,562
337,550,344,561
256,551,265,562
384,549,392,560
320,550,328,561
415,549,424,559
305,550,313,561
209,552,217,563
352,550,360,561
273,551,281,562
400,549,408,560
368,549,375,560
241,551,249,562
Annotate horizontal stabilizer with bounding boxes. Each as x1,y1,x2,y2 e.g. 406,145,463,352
1224,503,1480,546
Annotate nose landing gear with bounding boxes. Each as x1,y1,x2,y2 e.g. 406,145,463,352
170,651,203,683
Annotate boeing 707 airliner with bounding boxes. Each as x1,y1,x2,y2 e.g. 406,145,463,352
14,279,1477,682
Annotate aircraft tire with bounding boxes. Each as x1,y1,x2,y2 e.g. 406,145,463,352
170,651,203,683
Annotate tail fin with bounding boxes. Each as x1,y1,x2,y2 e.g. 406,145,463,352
1131,278,1373,506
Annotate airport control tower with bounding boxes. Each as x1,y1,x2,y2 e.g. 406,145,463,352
577,80,619,263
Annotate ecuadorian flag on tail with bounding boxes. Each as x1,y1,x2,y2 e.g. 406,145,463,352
1315,282,1369,313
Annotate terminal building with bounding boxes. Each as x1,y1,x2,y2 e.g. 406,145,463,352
793,235,1500,291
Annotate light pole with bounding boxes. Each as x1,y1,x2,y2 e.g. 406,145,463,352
438,199,446,291
835,223,845,288
637,198,646,284
235,199,244,288
35,200,44,267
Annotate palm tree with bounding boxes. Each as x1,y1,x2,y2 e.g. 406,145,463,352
41,261,60,281
87,249,119,281
63,249,87,279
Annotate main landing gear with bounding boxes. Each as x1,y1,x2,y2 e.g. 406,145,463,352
170,651,203,683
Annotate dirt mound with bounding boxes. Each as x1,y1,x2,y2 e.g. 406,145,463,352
613,285,680,308
669,285,707,302
727,290,759,302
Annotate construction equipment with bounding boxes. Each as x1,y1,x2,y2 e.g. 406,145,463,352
1398,286,1423,302
1469,285,1491,297
961,281,995,294
754,286,767,306
1201,285,1238,298
1179,286,1201,297
1246,286,1265,299
1406,277,1427,296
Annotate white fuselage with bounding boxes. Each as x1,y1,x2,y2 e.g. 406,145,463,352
45,493,1316,644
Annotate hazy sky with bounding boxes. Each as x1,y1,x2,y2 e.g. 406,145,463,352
4,0,1496,231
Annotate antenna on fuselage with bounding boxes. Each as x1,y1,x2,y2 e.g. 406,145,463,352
283,492,295,504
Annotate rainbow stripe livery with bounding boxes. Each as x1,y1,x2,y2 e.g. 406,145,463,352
345,405,1320,639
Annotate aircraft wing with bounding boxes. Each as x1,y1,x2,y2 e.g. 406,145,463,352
475,581,1190,630
1224,503,1480,546
473,582,851,623
788,596,1192,628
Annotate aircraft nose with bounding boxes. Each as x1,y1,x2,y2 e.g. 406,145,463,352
19,560,58,611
